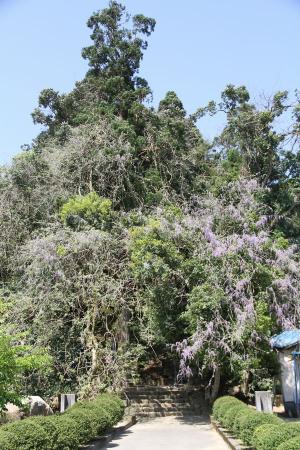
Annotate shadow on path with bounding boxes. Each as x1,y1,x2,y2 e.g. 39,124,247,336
104,430,133,449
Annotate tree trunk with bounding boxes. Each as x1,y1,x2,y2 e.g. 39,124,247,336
210,366,221,403
241,369,250,397
115,307,129,349
205,366,221,404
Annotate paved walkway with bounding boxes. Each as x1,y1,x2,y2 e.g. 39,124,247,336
102,416,229,450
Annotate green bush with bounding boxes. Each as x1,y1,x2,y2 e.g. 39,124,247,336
212,396,241,421
215,401,239,422
0,433,16,450
221,403,248,429
65,406,100,440
0,393,124,450
238,410,283,446
67,400,111,435
68,393,124,435
277,435,300,450
0,334,51,413
93,393,124,423
60,192,112,229
232,408,255,436
0,420,51,450
47,415,81,450
89,407,112,435
25,417,59,450
253,423,300,450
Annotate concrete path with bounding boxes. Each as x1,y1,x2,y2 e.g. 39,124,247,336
101,416,229,450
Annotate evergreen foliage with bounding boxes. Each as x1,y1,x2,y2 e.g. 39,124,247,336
0,420,52,450
213,396,286,448
253,423,300,450
0,394,124,450
0,335,51,411
2,0,300,405
238,411,282,446
277,436,300,450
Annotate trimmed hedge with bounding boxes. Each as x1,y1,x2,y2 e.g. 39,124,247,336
47,415,81,450
94,393,124,423
212,396,241,422
238,410,282,446
222,403,248,430
0,420,51,450
232,405,255,436
213,396,284,448
66,393,124,436
253,423,300,450
277,435,300,450
66,401,111,437
64,408,98,441
0,393,124,450
26,417,59,450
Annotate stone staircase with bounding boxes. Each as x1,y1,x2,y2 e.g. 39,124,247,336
124,385,206,420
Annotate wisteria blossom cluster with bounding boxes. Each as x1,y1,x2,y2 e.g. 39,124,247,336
9,227,133,394
6,174,300,396
156,179,300,386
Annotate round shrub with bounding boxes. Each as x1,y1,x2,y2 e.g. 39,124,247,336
285,423,300,434
68,400,111,435
93,394,124,423
0,394,124,450
217,401,238,423
221,403,248,430
47,415,81,450
25,417,59,450
277,435,300,450
0,432,16,450
238,411,283,446
253,423,300,450
65,408,99,442
232,407,255,436
93,408,113,435
0,420,51,450
68,393,124,435
213,396,241,421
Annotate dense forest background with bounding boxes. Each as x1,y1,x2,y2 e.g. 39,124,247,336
1,1,300,407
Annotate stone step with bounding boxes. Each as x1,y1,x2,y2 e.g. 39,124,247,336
125,388,202,394
125,386,200,392
124,384,205,420
126,398,198,404
125,387,200,393
134,408,201,415
128,404,203,412
136,411,200,418
127,398,201,404
127,401,203,408
125,393,202,400
126,390,201,394
128,405,202,411
132,403,199,409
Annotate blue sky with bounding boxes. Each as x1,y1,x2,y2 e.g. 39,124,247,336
0,0,300,164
